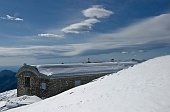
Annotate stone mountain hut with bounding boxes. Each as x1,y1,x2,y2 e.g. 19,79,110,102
16,62,136,98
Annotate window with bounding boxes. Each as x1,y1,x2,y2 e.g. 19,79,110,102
40,82,47,90
74,80,81,87
25,76,30,87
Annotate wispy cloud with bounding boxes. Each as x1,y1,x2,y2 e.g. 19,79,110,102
1,13,169,58
61,18,100,34
38,5,113,36
61,13,170,56
121,51,128,54
82,5,113,18
0,45,71,57
0,15,23,21
37,33,64,38
138,50,144,53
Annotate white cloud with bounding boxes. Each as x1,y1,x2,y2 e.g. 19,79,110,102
61,13,170,56
1,13,170,58
82,5,113,18
61,18,100,34
121,51,128,54
0,45,72,57
61,5,113,34
90,13,170,45
38,33,64,38
138,50,144,53
40,5,112,35
0,15,23,21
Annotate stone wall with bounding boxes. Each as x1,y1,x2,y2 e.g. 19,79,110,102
17,65,108,98
17,65,42,97
45,74,104,98
17,71,40,97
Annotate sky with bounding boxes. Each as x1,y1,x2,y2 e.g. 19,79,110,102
0,0,170,66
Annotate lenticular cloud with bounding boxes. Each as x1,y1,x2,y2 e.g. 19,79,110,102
82,5,113,18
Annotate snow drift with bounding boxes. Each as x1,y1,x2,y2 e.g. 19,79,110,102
0,90,41,111
7,55,170,112
0,90,17,101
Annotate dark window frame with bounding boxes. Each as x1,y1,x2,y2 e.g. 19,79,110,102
25,76,30,87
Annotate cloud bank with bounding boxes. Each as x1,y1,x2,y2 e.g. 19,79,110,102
0,15,23,21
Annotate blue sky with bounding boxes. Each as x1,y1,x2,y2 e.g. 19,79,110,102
0,0,170,66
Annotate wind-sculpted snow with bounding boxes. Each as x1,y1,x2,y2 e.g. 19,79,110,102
0,90,17,111
0,90,41,111
0,90,17,101
7,55,170,112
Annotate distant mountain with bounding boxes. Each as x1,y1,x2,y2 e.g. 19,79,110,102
0,70,17,93
0,66,19,72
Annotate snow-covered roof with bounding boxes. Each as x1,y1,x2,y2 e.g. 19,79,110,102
35,62,137,77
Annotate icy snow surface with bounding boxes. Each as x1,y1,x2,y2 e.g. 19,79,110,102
7,55,170,112
0,90,17,101
0,90,41,111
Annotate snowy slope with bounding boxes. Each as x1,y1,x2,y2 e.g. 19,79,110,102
0,90,17,101
0,89,17,111
7,55,170,112
0,90,41,111
1,95,42,111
